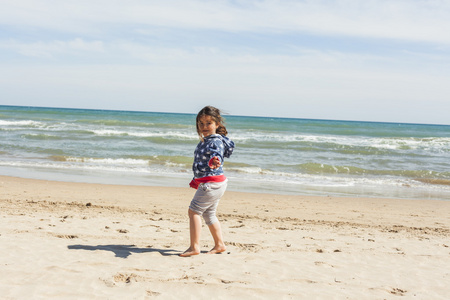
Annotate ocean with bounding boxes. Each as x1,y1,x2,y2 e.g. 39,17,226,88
1,105,449,200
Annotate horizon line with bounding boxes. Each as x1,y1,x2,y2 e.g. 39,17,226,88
1,104,448,127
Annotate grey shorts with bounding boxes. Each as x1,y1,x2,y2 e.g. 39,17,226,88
189,180,228,225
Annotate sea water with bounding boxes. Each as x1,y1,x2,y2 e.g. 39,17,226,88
1,105,449,200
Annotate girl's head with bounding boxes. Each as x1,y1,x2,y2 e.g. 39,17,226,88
196,106,228,138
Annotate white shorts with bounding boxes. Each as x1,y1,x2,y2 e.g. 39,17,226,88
189,180,228,225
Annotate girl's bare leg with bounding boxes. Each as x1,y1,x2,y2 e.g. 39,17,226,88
207,221,226,254
180,209,202,257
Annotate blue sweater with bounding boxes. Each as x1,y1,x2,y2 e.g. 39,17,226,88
192,134,234,179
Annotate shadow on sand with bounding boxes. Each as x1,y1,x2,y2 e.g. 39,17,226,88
68,244,180,258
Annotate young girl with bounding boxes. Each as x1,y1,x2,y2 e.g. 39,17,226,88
180,106,235,257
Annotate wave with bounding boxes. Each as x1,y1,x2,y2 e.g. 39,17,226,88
130,155,192,166
225,161,450,181
90,129,198,140
50,156,150,165
222,166,450,193
237,131,450,145
0,120,44,127
2,157,450,197
414,178,450,186
233,132,450,152
0,160,155,175
3,106,450,200
291,163,450,179
75,119,192,129
0,154,194,178
50,155,193,168
3,118,448,154
21,133,63,140
1,144,67,156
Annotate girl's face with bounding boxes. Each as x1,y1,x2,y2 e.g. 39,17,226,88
197,115,219,137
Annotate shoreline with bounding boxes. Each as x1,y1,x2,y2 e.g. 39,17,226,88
1,175,449,298
1,166,449,201
1,175,449,224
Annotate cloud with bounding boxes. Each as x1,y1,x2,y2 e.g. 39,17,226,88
1,0,450,44
0,38,104,58
1,1,449,124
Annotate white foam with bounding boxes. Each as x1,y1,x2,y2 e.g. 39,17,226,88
0,120,43,127
232,131,450,153
0,160,160,175
225,167,450,191
91,129,197,140
63,157,150,166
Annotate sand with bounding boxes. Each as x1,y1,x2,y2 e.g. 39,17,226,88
0,175,449,299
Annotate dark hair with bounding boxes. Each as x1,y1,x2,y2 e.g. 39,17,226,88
196,106,228,138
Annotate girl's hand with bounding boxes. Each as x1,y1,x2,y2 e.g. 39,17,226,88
208,156,221,169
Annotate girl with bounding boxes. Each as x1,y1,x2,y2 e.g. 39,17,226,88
180,106,235,257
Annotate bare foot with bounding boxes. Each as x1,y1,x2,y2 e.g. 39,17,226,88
179,247,200,257
207,246,226,254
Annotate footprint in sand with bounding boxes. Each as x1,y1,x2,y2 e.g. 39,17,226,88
389,287,407,296
113,272,143,284
54,234,78,239
314,261,334,268
227,242,261,252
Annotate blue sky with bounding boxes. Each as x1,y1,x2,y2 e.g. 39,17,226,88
1,0,449,124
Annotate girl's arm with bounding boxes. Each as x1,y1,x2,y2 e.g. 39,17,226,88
207,139,224,169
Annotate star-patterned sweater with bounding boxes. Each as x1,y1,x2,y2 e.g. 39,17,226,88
190,134,234,189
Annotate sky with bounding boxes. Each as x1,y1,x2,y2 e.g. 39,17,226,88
1,0,449,125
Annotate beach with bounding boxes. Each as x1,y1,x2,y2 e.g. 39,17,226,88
1,175,449,299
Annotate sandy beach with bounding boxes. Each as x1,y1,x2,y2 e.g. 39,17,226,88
0,175,449,299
